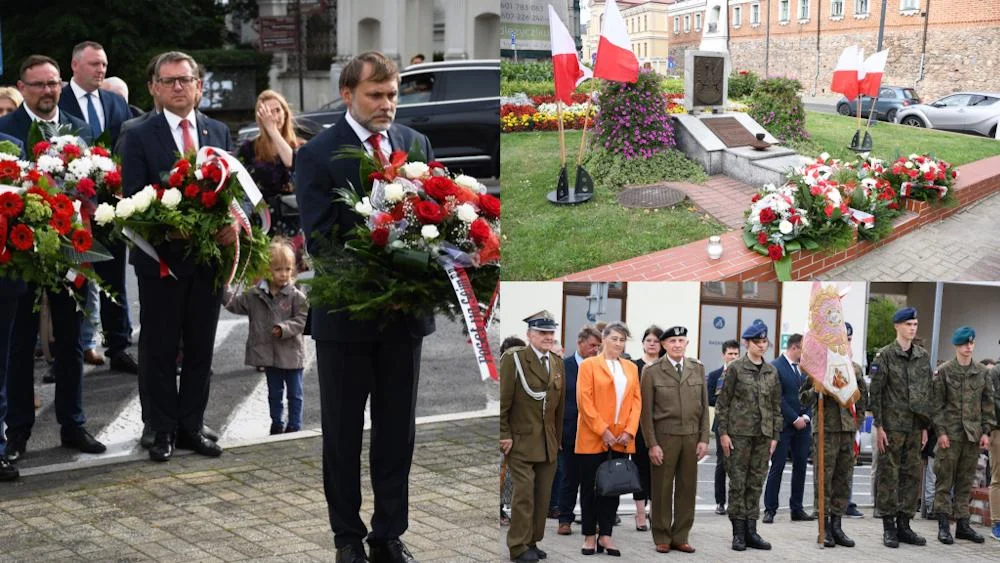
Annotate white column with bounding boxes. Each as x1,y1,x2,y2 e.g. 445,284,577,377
336,0,355,62
443,0,468,60
380,0,404,63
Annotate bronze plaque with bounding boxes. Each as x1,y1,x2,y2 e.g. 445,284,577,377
702,117,758,148
692,55,725,106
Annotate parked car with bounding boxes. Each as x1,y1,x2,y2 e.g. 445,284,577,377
836,86,921,123
894,91,1000,137
238,60,500,179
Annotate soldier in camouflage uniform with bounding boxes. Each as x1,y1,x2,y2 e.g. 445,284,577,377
715,323,783,552
798,321,867,548
931,326,996,545
869,307,932,548
988,362,1000,541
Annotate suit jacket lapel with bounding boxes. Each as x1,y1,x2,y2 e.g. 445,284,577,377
152,113,179,160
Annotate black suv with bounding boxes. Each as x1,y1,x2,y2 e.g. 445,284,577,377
238,60,500,179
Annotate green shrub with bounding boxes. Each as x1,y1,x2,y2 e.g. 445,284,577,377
661,77,684,94
748,77,809,143
501,60,554,82
729,70,760,99
866,295,899,360
584,148,708,191
592,69,675,159
501,79,599,97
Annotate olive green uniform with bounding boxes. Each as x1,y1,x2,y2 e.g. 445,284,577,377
931,358,996,519
715,355,783,521
499,347,566,560
639,356,710,547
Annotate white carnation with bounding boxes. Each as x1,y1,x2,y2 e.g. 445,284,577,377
0,152,18,162
91,155,116,173
421,225,440,240
354,197,374,216
778,220,793,235
115,198,136,219
161,188,183,209
454,174,480,192
67,157,94,181
36,154,65,174
456,203,478,223
94,202,116,226
383,183,405,203
908,153,920,161
400,161,429,179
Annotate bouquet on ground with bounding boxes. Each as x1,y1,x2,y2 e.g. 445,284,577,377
743,182,814,279
837,155,900,241
880,153,958,205
94,147,269,288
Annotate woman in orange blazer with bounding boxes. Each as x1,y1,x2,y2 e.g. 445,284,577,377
575,322,642,557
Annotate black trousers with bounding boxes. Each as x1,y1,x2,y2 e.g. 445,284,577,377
714,429,727,505
7,285,86,438
557,447,582,524
91,239,132,354
578,451,626,537
136,270,220,433
632,426,651,502
316,327,422,549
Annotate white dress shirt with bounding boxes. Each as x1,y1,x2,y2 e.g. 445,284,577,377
163,109,199,155
70,79,105,131
344,110,391,163
23,104,60,125
607,358,627,423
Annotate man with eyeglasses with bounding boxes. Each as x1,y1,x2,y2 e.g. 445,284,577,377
120,51,233,463
0,54,105,464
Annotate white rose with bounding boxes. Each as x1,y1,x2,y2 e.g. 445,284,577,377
132,187,156,213
115,198,136,219
421,225,440,240
454,174,480,192
819,152,830,161
904,161,914,169
94,202,116,226
861,178,877,189
161,188,183,209
456,203,478,223
383,183,405,203
778,220,793,235
354,197,374,216
400,161,429,179
919,162,931,174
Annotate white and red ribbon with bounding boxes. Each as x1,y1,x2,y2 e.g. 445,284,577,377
442,261,497,381
848,208,874,229
122,226,176,279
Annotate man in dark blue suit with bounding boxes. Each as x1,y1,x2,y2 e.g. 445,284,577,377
707,339,741,515
763,333,816,523
555,325,602,535
0,55,104,462
120,51,233,463
58,40,138,375
295,52,433,563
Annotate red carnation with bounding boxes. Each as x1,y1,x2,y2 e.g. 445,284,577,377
0,249,10,265
423,176,459,202
76,177,97,199
414,200,446,224
0,160,20,182
184,184,200,199
201,164,223,184
90,146,110,157
33,141,51,158
469,218,493,245
478,194,500,219
51,194,75,218
104,170,122,188
175,159,191,173
789,213,802,225
9,224,33,251
907,169,919,179
200,191,218,208
757,231,767,245
49,213,72,236
62,144,82,159
427,161,446,170
168,171,184,187
923,171,935,182
26,169,41,184
389,202,406,221
371,226,390,247
369,171,387,183
767,244,783,261
71,229,93,252
824,204,834,217
751,193,761,203
0,192,24,218
758,207,777,224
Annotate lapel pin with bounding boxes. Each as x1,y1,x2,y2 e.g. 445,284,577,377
202,129,208,136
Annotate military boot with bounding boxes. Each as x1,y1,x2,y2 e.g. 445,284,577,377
731,519,746,551
831,515,855,547
955,518,985,543
745,519,772,550
823,517,835,548
897,515,927,546
882,516,899,548
937,514,954,544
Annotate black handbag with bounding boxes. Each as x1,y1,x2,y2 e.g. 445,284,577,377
595,450,642,497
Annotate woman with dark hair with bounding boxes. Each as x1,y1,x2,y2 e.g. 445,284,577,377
631,325,664,532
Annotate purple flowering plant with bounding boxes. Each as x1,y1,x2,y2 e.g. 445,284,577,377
591,69,675,160
748,77,810,143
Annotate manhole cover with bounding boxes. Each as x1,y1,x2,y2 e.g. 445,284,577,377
617,184,687,209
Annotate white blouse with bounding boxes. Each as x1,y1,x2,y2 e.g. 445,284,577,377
607,359,627,423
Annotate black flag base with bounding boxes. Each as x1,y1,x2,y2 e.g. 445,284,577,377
847,129,873,152
547,165,593,205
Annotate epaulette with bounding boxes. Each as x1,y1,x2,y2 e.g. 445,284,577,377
688,357,703,365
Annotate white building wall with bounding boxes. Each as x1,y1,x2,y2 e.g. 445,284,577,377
498,282,565,345
779,282,868,367
624,282,702,360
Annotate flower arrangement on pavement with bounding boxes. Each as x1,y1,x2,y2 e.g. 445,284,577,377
880,153,958,205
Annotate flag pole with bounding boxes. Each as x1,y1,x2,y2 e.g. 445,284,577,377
817,381,826,547
577,91,594,165
557,99,567,166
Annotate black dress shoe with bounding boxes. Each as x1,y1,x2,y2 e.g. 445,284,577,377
175,431,223,457
149,432,175,462
109,351,139,374
5,433,27,463
42,367,56,384
335,544,368,563
512,549,539,562
60,426,107,454
528,544,547,559
791,510,817,521
201,425,219,442
762,510,775,524
0,457,19,481
140,424,156,449
369,538,415,562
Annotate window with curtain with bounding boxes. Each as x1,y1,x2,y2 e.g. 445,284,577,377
734,6,742,26
751,2,761,24
831,0,844,16
856,0,870,14
780,0,790,21
800,0,810,19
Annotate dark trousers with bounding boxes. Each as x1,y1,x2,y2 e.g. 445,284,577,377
578,451,625,537
0,291,20,456
91,240,132,355
632,426,651,502
7,285,86,439
764,425,812,512
136,271,220,433
714,429,727,505
316,328,422,550
549,444,564,511
557,447,581,524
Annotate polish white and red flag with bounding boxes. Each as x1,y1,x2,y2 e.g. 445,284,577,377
548,4,592,105
859,50,889,97
830,45,863,102
593,0,639,83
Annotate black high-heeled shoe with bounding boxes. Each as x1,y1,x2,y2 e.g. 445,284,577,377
597,539,621,557
581,543,596,556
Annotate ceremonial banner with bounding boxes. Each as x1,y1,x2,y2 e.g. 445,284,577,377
799,281,860,407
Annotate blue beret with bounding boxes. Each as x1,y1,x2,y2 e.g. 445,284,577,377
661,326,688,339
845,322,853,337
742,322,768,340
892,307,917,323
952,326,975,346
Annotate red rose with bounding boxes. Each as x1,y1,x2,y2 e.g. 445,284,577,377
71,229,93,252
389,202,406,221
184,184,200,199
371,226,390,247
104,170,122,188
478,194,500,219
428,160,446,170
32,141,51,158
62,144,82,159
757,231,767,245
422,176,459,202
51,194,75,218
767,244,783,261
90,146,110,157
0,249,10,265
0,192,24,218
824,204,834,217
9,224,33,251
751,193,761,203
168,171,185,187
49,213,72,236
789,213,801,225
200,191,218,208
414,200,446,224
0,160,19,182
201,163,223,184
758,207,777,224
469,218,493,245
369,171,387,183
76,177,97,199
175,159,191,173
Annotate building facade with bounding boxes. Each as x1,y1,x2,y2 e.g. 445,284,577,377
582,1,674,73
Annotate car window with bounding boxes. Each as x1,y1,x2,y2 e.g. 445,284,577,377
319,98,347,111
970,96,999,106
399,72,438,105
901,88,919,100
879,87,895,98
442,69,501,100
935,94,972,107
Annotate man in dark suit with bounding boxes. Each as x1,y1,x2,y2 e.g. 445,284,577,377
0,54,104,462
763,333,816,523
0,132,26,480
555,325,601,536
59,40,138,375
119,51,233,463
707,339,741,516
295,51,433,563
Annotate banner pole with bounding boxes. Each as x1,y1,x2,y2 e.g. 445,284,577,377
817,387,826,546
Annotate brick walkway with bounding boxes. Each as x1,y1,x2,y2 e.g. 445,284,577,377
0,417,500,562
670,176,758,229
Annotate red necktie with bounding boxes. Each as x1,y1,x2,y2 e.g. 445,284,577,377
367,133,388,166
180,119,196,154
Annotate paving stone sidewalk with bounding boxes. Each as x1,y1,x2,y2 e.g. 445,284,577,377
0,417,501,562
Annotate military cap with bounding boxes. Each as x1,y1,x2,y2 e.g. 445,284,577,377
845,322,853,337
951,325,975,346
523,310,558,332
660,326,688,340
742,322,768,340
892,307,917,323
